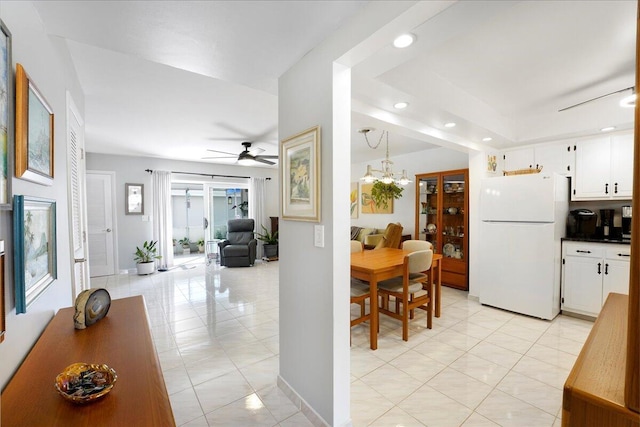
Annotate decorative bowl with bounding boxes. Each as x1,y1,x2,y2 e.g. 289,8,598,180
55,363,117,404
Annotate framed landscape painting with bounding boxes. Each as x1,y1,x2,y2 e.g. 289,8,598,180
15,63,54,186
14,195,57,314
281,126,321,222
0,20,12,209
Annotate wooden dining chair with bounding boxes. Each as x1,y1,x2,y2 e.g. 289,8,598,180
401,239,433,284
377,249,433,341
350,241,370,331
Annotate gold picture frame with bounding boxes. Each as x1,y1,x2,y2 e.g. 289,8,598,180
15,63,54,186
281,125,321,222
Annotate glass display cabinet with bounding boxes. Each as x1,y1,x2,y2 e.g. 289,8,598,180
415,169,469,290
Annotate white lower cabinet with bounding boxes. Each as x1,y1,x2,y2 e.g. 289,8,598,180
561,241,630,317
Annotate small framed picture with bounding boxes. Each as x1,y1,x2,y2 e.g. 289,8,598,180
281,126,321,222
125,183,144,215
14,195,57,314
15,64,54,186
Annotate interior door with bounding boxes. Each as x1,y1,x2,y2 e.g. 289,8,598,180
87,172,116,277
67,93,89,297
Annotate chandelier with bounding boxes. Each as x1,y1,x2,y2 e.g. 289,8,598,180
359,128,411,186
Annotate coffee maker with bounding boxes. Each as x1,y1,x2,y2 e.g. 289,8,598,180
600,209,615,238
622,205,632,240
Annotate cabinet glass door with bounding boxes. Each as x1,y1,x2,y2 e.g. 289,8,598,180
418,175,440,250
442,173,465,261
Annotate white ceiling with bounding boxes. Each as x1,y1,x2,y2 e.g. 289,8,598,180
32,1,637,168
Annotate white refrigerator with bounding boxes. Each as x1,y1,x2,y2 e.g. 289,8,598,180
478,173,569,319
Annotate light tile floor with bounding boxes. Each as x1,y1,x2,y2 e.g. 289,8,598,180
91,257,593,426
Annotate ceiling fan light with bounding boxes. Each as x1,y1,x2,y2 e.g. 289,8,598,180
620,93,636,108
237,157,254,166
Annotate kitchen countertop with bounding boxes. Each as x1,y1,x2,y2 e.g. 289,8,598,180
562,237,631,245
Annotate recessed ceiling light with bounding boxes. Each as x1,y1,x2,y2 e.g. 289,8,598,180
394,102,408,109
601,126,616,132
393,33,415,48
482,137,493,142
444,122,456,128
620,94,636,108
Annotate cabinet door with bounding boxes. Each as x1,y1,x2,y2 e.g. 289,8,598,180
416,175,440,251
535,144,572,176
610,133,634,199
573,137,611,200
503,147,534,171
602,258,631,300
562,256,603,316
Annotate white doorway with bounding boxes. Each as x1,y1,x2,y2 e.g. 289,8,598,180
86,171,118,277
66,93,90,297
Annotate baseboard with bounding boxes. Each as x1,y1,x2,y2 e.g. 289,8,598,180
277,375,343,427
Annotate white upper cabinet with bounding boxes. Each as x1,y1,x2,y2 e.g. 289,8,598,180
502,142,572,176
572,132,634,200
610,133,634,198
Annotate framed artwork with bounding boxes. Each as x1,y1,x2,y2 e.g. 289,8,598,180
281,125,321,222
487,153,498,175
14,195,57,314
125,183,144,214
15,63,54,186
360,183,393,214
0,20,12,209
350,182,359,219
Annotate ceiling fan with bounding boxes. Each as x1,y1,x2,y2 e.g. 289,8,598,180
203,141,278,165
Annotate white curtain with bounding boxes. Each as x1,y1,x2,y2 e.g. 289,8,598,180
152,170,174,269
249,177,268,259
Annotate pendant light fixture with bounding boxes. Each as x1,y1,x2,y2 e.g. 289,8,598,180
359,128,411,186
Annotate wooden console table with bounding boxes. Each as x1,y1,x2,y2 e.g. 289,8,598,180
563,293,639,427
2,295,175,426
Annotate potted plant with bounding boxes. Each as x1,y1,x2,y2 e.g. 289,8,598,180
178,237,190,254
255,225,278,259
371,181,404,209
197,238,205,253
134,240,161,275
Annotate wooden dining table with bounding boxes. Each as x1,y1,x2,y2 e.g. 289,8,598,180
350,248,442,350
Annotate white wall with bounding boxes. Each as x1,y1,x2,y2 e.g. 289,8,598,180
351,147,469,237
86,153,278,270
278,2,418,425
0,1,83,389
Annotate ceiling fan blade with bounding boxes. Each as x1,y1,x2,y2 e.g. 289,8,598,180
207,148,237,156
201,155,237,159
559,86,634,112
253,157,275,166
255,155,278,159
